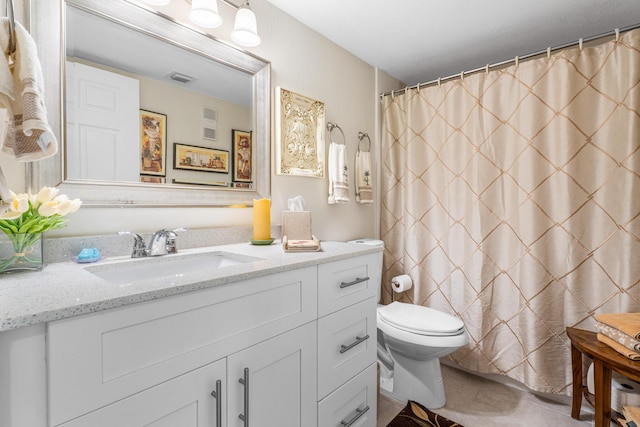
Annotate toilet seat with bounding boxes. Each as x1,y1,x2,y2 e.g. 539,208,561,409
378,302,464,336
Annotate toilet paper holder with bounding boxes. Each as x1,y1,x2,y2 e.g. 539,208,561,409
391,274,413,302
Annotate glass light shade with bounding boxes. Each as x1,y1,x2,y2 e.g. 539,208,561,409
141,0,171,4
231,5,260,47
189,0,223,28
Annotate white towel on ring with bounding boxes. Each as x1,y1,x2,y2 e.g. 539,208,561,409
355,149,373,204
327,141,349,204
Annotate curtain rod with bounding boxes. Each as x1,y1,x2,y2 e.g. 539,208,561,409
380,23,640,98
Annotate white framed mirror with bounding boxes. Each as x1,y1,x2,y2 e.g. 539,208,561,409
29,0,270,206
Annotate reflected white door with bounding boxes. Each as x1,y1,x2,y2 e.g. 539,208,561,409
66,61,140,181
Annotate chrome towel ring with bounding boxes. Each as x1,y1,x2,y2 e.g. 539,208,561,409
357,132,371,152
327,122,345,144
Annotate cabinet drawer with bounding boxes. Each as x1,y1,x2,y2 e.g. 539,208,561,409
317,297,377,398
318,362,377,427
58,358,226,427
48,266,317,426
318,253,380,317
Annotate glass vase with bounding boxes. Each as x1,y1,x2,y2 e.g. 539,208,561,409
0,233,43,274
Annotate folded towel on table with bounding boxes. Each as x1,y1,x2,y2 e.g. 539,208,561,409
355,149,373,204
595,321,640,352
327,141,349,204
596,313,640,340
0,18,57,161
597,333,640,360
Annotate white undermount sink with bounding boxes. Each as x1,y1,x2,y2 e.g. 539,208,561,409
85,251,263,284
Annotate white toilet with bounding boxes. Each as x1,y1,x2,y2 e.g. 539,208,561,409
350,239,469,409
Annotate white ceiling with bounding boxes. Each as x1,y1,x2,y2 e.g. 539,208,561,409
264,0,640,86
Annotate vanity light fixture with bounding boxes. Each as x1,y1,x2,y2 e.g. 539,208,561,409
231,1,260,47
188,0,223,28
139,0,261,46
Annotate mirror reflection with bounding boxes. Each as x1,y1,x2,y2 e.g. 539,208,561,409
65,4,254,189
30,0,270,206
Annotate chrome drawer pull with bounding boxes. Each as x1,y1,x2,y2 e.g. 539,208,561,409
210,379,222,427
238,368,249,425
340,276,369,288
341,406,370,427
340,334,370,354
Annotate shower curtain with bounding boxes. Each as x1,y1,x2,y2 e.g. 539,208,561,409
380,29,640,394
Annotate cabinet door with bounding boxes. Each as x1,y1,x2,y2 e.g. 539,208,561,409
58,359,226,427
228,322,317,427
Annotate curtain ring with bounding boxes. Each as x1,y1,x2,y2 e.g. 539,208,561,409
437,77,441,87
579,38,584,51
615,28,620,42
547,47,551,60
416,83,420,93
391,89,395,99
405,86,409,95
515,56,519,68
460,71,464,82
485,64,489,74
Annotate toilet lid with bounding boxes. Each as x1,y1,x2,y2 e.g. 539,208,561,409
378,302,465,336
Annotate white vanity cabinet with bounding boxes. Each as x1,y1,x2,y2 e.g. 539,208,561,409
316,253,379,427
0,244,383,427
48,266,318,427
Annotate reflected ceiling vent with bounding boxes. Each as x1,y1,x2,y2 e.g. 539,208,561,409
169,72,194,83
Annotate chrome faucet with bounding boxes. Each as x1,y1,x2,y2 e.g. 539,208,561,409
118,228,187,258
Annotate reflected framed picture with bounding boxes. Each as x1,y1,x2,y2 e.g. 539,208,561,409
232,129,252,183
140,175,165,184
173,143,229,173
275,87,325,177
140,110,167,176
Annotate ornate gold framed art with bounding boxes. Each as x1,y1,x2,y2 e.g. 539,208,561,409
275,87,325,177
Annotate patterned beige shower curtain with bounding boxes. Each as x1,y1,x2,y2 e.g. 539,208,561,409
380,29,640,394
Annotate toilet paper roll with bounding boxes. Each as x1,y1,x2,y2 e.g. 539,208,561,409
587,362,640,413
391,274,413,293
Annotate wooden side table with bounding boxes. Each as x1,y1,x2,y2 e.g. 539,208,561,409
566,327,640,427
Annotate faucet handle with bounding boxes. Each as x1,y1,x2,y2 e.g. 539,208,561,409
165,228,187,254
117,231,147,258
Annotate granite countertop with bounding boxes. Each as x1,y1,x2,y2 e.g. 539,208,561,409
0,240,381,332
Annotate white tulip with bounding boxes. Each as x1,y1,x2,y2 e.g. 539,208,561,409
36,186,60,205
10,193,30,213
38,200,60,217
0,210,23,220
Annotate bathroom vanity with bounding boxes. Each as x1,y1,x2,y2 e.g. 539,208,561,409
0,240,380,427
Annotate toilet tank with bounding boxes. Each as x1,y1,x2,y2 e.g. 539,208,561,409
348,239,384,303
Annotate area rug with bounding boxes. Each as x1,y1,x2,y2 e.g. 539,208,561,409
387,400,464,427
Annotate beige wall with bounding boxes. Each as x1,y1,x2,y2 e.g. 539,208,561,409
6,0,403,241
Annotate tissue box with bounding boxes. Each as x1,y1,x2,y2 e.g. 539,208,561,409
282,211,312,240
281,211,321,252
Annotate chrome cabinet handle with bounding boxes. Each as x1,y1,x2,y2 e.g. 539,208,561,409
210,379,222,427
340,334,370,354
238,368,249,425
341,406,370,426
340,276,369,288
